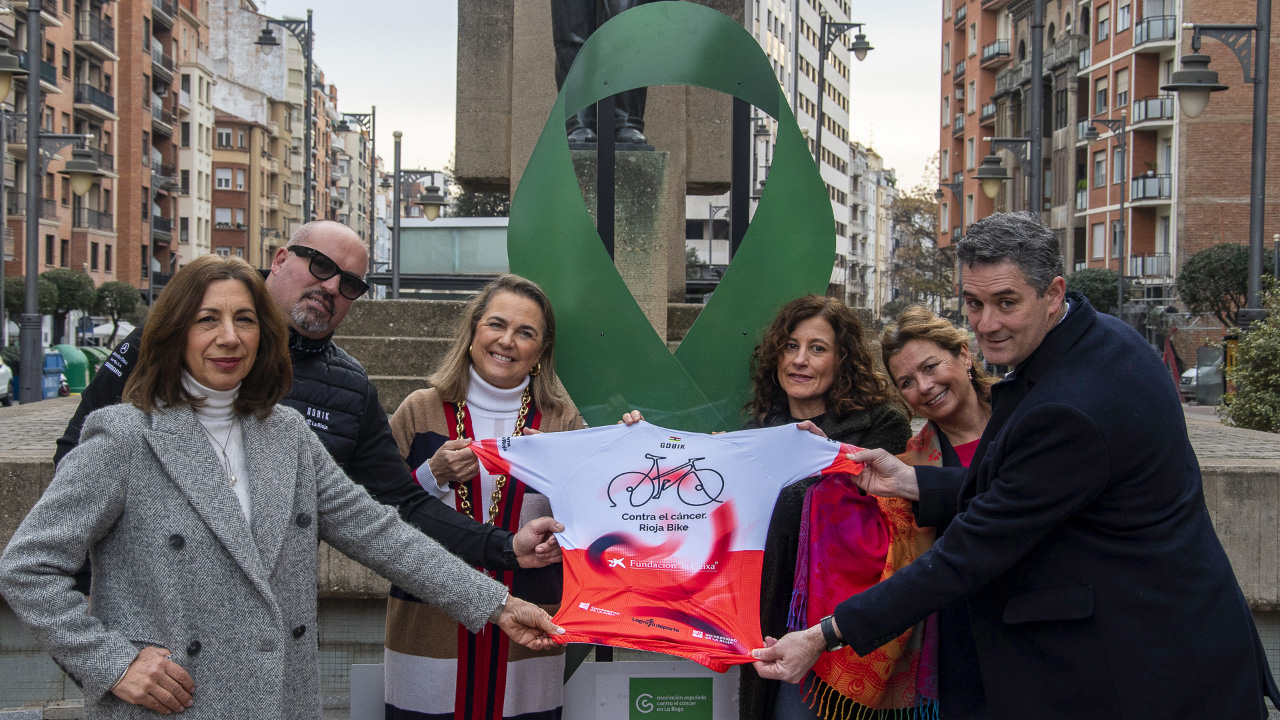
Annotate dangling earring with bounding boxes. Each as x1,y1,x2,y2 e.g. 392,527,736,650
530,362,542,377
968,367,973,380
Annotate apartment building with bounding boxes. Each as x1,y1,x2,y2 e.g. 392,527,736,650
938,0,1009,258
4,0,120,290
333,111,370,242
868,148,901,313
211,110,251,259
176,0,214,263
686,0,868,306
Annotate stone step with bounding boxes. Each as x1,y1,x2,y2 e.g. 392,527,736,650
340,299,468,339
370,376,435,415
336,336,452,379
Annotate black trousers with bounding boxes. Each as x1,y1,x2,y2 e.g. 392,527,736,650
551,0,647,132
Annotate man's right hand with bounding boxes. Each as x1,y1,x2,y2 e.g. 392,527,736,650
111,646,194,714
847,449,920,501
427,439,478,488
514,516,565,568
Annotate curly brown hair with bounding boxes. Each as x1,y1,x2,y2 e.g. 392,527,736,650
880,304,996,407
745,295,898,422
123,254,291,419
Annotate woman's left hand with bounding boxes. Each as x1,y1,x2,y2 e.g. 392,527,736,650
494,596,565,650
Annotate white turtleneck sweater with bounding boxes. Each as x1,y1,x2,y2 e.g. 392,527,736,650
422,367,530,505
182,372,252,523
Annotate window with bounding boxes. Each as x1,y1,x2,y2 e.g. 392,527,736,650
1095,77,1109,114
235,169,245,191
143,17,150,45
180,217,189,243
1115,68,1129,108
216,128,232,148
237,130,245,148
966,137,975,169
942,96,950,125
215,168,232,189
235,208,245,227
45,234,54,265
943,42,951,72
61,177,69,206
941,149,950,176
1055,85,1070,129
1091,222,1105,258
104,244,112,272
967,81,976,113
180,170,190,194
965,194,975,227
1116,3,1130,32
90,242,99,271
215,246,231,257
1112,147,1125,184
181,73,191,93
61,50,70,79
60,112,70,135
215,207,232,227
181,121,190,147
1096,4,1110,41
60,238,69,267
968,24,978,55
1093,151,1106,188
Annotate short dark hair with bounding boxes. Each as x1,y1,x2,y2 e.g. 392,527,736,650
123,254,292,418
745,294,898,422
957,211,1063,295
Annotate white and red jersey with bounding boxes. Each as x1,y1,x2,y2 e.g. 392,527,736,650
471,421,863,671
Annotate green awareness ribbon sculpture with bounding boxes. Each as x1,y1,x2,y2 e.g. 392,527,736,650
509,2,835,433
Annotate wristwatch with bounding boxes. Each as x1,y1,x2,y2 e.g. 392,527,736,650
820,614,845,652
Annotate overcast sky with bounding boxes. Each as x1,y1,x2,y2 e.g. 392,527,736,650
256,0,941,189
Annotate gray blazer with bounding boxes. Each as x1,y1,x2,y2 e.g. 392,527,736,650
0,402,508,719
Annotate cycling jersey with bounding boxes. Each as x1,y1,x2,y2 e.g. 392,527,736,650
470,420,863,671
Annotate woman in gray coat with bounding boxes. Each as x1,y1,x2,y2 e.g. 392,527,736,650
0,254,562,718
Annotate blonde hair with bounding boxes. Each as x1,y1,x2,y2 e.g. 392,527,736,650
880,304,995,407
429,274,570,418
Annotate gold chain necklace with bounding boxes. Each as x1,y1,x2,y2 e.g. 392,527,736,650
454,388,531,525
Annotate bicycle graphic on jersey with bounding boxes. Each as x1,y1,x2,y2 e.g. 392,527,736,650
607,454,725,508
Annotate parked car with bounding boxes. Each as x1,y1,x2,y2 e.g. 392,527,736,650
1180,368,1198,403
0,356,11,405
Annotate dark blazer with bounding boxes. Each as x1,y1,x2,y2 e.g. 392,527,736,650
834,294,1279,720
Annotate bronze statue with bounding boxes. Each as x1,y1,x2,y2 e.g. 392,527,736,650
552,0,649,146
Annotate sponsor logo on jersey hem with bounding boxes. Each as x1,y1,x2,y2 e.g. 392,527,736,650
578,602,621,617
691,629,736,645
632,617,680,633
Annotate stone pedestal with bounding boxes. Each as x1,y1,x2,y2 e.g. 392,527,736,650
571,150,671,340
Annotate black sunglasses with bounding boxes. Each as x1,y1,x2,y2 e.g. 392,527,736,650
288,245,370,300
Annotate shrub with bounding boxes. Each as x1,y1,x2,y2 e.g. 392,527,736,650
1220,286,1280,433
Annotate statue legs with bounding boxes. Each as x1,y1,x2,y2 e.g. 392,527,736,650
551,0,649,144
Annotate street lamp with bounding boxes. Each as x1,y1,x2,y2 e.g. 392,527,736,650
814,14,871,160
973,137,1030,206
1082,112,1129,321
975,154,1012,200
388,130,449,299
1162,17,1270,325
256,10,314,223
340,107,376,274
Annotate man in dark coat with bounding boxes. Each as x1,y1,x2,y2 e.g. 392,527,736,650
752,212,1280,719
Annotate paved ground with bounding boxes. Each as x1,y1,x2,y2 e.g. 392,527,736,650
5,396,1279,463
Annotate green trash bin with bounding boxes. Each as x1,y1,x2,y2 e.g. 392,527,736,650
79,346,111,382
54,344,89,394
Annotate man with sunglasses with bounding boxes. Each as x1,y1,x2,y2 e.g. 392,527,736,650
56,221,564,594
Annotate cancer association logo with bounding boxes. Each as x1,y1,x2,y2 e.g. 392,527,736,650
607,452,724,508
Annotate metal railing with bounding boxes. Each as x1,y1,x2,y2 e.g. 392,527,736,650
4,116,26,144
151,216,173,234
1129,253,1171,277
157,162,176,180
1131,173,1172,200
981,102,996,122
1132,95,1174,123
954,4,966,24
151,47,175,74
1045,34,1089,70
981,39,1010,63
1135,15,1177,45
953,113,965,134
76,13,116,53
16,52,58,86
151,0,176,23
74,83,114,113
151,104,175,129
73,207,114,231
6,193,59,219
955,59,966,77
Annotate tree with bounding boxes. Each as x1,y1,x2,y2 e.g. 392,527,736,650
94,281,141,347
444,159,510,218
1176,243,1248,327
1220,285,1280,432
42,269,97,345
884,167,953,319
1066,267,1120,315
3,274,58,319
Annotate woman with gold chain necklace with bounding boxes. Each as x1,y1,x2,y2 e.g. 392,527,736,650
383,274,582,720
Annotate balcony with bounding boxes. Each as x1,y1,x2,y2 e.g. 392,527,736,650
151,0,176,28
1129,253,1171,277
1131,173,1172,201
151,216,173,241
72,207,114,232
6,193,59,219
1045,34,1088,71
266,194,280,210
75,13,117,59
954,59,966,80
1132,95,1175,125
953,172,964,184
982,0,1008,9
10,1,62,26
157,162,176,181
17,52,60,93
85,147,114,174
954,3,966,25
1135,16,1177,47
981,39,1011,68
151,103,175,136
177,89,190,114
980,102,997,125
74,83,116,119
151,46,175,83
953,113,965,136
268,120,280,137
952,226,962,241
5,116,27,148
994,62,1032,97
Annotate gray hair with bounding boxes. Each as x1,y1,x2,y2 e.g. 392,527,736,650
957,212,1063,295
